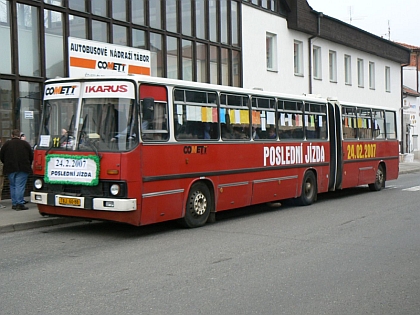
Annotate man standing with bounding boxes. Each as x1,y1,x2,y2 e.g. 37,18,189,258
0,129,33,211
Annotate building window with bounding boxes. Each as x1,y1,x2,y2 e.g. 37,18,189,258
210,46,219,84
69,0,85,11
113,24,127,46
150,32,163,77
167,36,178,79
17,4,41,77
92,0,108,17
357,58,364,88
385,66,391,92
344,55,352,85
166,0,177,33
0,80,13,143
313,46,322,79
131,0,145,25
44,9,64,79
294,40,303,76
181,0,192,36
232,50,241,87
220,1,228,44
69,15,87,39
221,47,229,85
0,0,12,74
112,0,127,21
231,1,239,47
19,81,42,147
209,1,217,42
92,20,108,43
196,42,208,83
132,29,145,49
266,33,277,71
182,39,193,81
369,62,375,89
149,0,162,29
195,0,205,39
329,50,337,82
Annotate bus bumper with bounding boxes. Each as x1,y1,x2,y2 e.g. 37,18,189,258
30,192,137,212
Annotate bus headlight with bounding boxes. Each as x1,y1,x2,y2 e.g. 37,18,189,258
34,178,43,190
110,184,120,196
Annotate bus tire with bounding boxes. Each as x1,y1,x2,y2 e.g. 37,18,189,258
181,182,212,228
295,171,317,206
369,164,385,191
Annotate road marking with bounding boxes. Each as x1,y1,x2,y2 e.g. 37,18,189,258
402,186,420,191
385,185,397,190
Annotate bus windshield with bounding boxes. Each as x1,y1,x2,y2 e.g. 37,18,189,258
38,94,138,152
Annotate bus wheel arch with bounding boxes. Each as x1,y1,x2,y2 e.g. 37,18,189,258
369,162,386,191
295,169,318,206
180,180,214,228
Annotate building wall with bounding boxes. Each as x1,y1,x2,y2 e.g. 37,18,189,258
242,5,402,110
403,66,420,153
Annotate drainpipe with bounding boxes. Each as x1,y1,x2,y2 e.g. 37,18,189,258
308,12,323,94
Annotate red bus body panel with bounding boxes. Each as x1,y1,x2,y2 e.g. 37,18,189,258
341,140,399,189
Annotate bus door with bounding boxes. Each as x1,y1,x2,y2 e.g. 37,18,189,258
327,101,343,190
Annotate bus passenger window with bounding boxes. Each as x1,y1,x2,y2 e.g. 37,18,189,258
140,84,169,142
221,93,250,141
173,88,219,141
385,111,397,139
342,106,357,139
373,109,386,139
141,98,169,141
358,108,372,139
304,103,327,140
251,97,275,140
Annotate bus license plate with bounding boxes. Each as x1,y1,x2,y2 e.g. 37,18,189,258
58,197,81,207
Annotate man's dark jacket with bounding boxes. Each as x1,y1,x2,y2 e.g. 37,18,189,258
0,138,33,175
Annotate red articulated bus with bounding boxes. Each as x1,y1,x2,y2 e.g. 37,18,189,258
31,76,399,228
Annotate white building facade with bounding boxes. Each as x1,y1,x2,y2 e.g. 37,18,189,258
241,0,410,151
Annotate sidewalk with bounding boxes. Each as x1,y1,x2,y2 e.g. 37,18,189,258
0,198,80,234
1,160,420,234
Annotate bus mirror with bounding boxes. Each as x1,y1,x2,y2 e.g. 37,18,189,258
142,98,154,120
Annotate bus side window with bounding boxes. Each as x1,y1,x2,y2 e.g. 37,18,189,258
141,98,154,130
140,84,169,142
141,99,169,141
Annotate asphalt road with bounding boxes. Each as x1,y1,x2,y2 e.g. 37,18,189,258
1,173,420,315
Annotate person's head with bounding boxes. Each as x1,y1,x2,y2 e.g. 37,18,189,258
12,129,20,139
20,133,26,141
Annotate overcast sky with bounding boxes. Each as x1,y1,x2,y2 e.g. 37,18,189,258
307,0,420,47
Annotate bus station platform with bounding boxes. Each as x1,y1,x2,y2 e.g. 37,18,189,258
1,160,420,234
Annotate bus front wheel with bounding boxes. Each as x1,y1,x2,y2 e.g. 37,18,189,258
181,182,212,228
295,171,317,206
369,164,385,191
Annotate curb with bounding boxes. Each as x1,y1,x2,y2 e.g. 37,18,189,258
0,217,82,234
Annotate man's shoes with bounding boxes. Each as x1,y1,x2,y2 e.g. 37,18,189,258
12,205,17,210
23,200,28,204
15,204,29,211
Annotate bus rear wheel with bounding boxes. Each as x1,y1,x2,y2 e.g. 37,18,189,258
369,164,385,191
295,171,317,206
181,182,211,228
